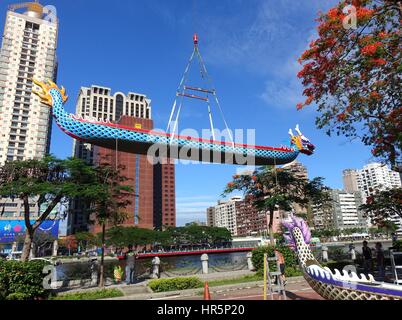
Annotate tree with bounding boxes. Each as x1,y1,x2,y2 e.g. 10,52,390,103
0,156,104,261
74,231,99,252
378,220,398,237
223,166,330,245
90,160,132,288
359,188,402,226
58,235,78,256
297,0,402,171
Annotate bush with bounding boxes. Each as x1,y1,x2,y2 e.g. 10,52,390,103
148,277,203,292
392,240,402,251
0,259,50,300
322,260,353,271
284,266,303,277
51,288,123,300
251,245,298,276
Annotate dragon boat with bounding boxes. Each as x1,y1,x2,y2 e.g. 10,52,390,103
32,79,315,166
283,216,402,300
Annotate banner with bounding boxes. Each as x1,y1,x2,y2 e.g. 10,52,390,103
0,220,60,243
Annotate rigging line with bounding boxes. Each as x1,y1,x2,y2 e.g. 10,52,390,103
195,48,234,146
206,95,216,141
170,96,184,145
167,49,196,133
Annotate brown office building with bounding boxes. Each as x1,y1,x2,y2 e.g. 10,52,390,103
69,86,175,234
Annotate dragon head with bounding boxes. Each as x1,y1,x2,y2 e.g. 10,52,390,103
32,78,68,106
288,124,315,155
282,215,311,250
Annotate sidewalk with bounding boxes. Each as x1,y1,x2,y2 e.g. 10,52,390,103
103,275,306,300
54,269,256,295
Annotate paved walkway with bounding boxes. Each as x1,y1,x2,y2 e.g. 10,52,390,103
103,275,323,300
151,278,323,301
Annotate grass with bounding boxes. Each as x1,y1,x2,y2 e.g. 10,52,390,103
50,288,124,300
207,274,264,287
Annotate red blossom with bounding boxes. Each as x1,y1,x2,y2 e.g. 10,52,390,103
369,91,381,99
371,58,386,65
361,42,382,56
356,7,375,20
336,113,347,121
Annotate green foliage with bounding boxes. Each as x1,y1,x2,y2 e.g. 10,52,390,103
284,266,303,277
51,288,123,300
207,274,263,287
222,167,331,244
360,188,402,225
74,231,99,250
297,0,401,170
0,259,49,300
5,292,32,300
251,245,298,276
104,224,232,248
322,260,353,271
148,277,203,292
392,240,402,251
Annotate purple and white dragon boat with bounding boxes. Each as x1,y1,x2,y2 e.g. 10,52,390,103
283,216,402,300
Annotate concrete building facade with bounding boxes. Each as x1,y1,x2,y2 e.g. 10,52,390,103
343,163,402,234
0,3,59,226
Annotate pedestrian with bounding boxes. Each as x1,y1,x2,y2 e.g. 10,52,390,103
125,245,136,285
274,249,286,286
362,241,373,275
375,242,385,279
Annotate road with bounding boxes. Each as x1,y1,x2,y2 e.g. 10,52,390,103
151,278,324,301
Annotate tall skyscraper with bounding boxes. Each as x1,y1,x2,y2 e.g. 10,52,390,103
0,3,58,225
69,85,175,233
0,2,58,165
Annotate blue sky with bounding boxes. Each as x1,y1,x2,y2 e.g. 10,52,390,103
0,0,377,225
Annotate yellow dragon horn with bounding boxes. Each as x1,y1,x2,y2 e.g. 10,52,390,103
32,78,68,106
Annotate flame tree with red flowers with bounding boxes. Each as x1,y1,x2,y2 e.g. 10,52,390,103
297,0,401,171
223,167,331,245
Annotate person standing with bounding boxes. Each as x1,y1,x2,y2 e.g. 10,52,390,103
362,241,373,275
375,242,385,279
274,249,286,286
125,245,136,285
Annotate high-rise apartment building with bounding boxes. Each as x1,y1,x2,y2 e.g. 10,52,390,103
0,2,58,165
72,85,152,163
356,163,401,198
206,207,215,227
282,160,308,180
0,3,58,224
212,197,242,236
207,196,278,237
68,85,175,234
331,190,366,230
312,190,366,231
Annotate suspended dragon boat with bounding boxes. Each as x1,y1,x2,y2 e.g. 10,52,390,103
283,216,402,300
32,79,314,166
32,34,314,165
